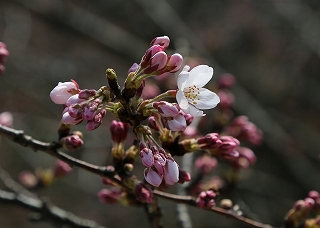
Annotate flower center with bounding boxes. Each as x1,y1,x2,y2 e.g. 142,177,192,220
183,85,201,105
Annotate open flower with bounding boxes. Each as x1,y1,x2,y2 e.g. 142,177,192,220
176,65,220,117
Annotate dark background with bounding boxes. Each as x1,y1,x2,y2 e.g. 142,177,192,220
0,0,320,227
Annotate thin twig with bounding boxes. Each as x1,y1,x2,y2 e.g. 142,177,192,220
0,124,126,189
153,190,274,228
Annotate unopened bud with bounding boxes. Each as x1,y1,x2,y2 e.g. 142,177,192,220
150,36,170,49
110,120,130,144
134,182,153,204
53,160,72,177
60,134,84,151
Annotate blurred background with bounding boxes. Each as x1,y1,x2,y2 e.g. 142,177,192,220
0,0,320,227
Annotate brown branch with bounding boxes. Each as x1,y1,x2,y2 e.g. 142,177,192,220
0,166,106,228
153,190,275,228
0,124,126,188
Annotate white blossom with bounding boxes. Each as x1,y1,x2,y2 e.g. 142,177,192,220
176,65,220,117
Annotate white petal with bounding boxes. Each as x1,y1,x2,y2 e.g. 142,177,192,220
144,168,162,187
194,88,220,109
185,65,213,88
164,159,179,185
187,105,204,117
167,115,187,131
176,90,189,109
177,71,189,90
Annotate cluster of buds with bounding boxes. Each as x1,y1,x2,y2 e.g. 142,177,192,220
180,132,257,169
285,191,320,228
134,36,183,80
50,81,110,130
196,189,217,208
139,141,180,187
224,115,263,146
0,42,9,74
60,131,84,151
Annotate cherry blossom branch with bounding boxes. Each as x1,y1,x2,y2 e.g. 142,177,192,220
0,124,126,189
153,190,274,228
0,124,274,228
0,166,106,228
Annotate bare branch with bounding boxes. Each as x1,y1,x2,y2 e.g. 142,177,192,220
0,166,106,228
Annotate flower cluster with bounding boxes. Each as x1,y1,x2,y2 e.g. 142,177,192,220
50,81,110,130
139,141,179,187
50,36,259,207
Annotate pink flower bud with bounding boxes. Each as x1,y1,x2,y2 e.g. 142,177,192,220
154,101,179,117
197,133,221,149
110,120,130,144
141,45,163,68
166,114,187,131
140,148,154,167
0,111,13,127
308,191,320,200
150,36,170,49
153,153,166,175
165,53,183,73
60,134,84,151
62,109,83,125
78,89,96,99
178,170,191,184
134,183,153,204
219,136,240,153
53,160,72,177
144,51,168,74
67,104,82,118
50,80,79,104
98,188,122,204
144,168,163,187
196,190,217,208
163,158,179,185
86,110,106,131
83,100,100,121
